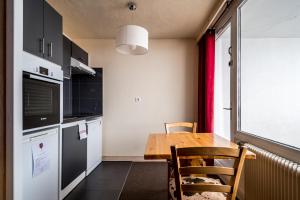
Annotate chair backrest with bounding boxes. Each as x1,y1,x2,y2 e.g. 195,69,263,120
171,146,247,200
165,122,197,134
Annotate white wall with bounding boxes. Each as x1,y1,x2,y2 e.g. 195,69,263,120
74,39,198,156
241,38,300,148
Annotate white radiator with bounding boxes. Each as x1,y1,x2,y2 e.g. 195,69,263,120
244,143,300,200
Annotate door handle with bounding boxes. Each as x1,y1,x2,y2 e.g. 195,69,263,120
228,46,232,56
29,74,61,84
48,42,53,57
223,107,232,110
228,46,233,67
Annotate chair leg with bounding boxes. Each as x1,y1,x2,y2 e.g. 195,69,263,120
167,159,175,200
168,164,170,199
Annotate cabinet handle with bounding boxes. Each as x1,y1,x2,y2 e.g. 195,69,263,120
48,42,53,57
40,38,45,54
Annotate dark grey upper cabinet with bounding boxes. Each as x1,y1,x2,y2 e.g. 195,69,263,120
62,36,90,79
44,2,63,66
71,42,88,66
23,0,63,66
63,36,72,79
23,0,44,58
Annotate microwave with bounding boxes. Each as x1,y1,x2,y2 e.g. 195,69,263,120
23,66,63,130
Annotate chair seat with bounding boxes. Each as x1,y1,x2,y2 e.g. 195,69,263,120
169,177,227,200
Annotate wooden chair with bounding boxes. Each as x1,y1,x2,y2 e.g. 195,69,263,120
170,146,247,200
165,122,197,134
165,122,197,199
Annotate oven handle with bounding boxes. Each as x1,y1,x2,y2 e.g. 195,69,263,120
29,74,62,84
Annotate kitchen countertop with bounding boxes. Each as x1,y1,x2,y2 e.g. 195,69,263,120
62,115,102,124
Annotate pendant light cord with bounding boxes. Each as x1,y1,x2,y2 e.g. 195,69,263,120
128,2,137,25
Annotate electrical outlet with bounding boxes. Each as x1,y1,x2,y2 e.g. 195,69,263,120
134,97,142,103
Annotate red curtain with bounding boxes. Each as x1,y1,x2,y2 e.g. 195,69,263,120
198,29,215,133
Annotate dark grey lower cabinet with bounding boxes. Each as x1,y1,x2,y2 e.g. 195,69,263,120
61,124,87,189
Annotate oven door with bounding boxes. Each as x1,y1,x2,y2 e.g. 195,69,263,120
23,72,61,130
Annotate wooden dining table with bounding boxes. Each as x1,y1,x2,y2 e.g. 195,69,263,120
144,133,256,160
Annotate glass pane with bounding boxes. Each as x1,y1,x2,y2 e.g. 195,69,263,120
240,0,300,148
214,25,231,140
24,78,56,116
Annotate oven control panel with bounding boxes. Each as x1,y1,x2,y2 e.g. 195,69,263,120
22,51,63,81
39,67,49,76
30,66,62,81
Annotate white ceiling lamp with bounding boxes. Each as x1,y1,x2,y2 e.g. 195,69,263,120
115,2,148,55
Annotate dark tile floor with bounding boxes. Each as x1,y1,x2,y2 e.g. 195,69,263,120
119,162,168,200
64,161,168,200
64,161,132,200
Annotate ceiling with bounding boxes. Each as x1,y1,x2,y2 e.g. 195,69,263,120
48,0,219,39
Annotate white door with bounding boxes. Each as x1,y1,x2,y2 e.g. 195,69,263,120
22,128,59,200
214,24,231,140
86,118,102,175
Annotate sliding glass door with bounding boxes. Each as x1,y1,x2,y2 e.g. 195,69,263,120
214,24,232,140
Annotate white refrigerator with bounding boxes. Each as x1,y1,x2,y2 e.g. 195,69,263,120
22,127,59,200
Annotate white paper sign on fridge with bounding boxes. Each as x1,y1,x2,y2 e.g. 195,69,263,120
31,140,50,177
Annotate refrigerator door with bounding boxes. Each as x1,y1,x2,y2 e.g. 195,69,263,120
22,128,59,200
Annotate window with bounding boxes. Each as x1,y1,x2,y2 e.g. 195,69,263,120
239,0,300,149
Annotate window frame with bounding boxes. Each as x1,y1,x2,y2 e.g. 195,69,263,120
233,0,300,163
213,0,237,142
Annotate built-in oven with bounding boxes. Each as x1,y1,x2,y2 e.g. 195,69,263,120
23,66,63,131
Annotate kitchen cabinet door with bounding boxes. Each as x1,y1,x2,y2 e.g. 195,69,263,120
63,36,72,79
23,0,44,58
86,118,102,175
44,1,63,66
61,124,87,189
71,42,88,65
